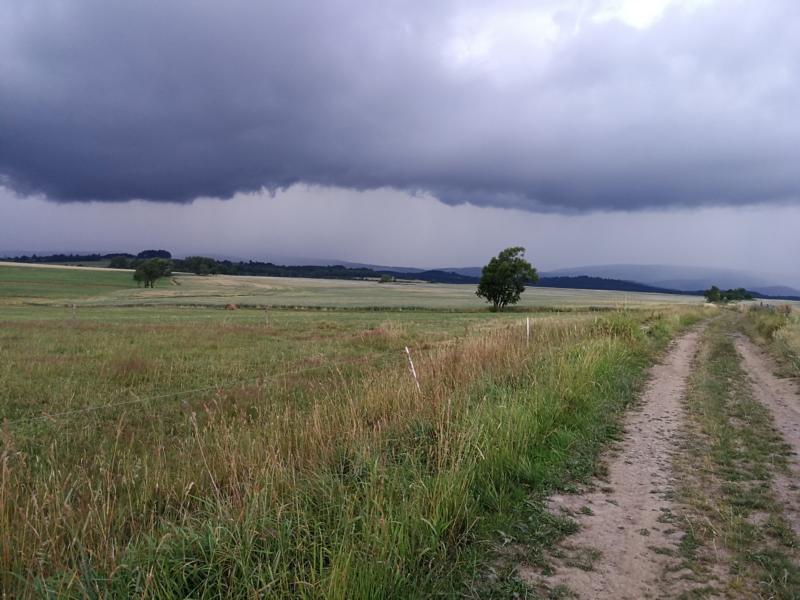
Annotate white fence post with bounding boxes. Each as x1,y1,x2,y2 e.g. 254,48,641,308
526,317,530,346
405,346,422,393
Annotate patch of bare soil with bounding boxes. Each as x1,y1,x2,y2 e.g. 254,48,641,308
735,336,800,538
521,329,702,599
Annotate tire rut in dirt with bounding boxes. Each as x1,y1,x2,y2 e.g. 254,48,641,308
735,335,800,538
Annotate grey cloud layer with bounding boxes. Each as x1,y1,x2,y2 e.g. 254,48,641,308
1,0,799,210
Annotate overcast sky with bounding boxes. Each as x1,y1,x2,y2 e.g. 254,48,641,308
1,0,798,282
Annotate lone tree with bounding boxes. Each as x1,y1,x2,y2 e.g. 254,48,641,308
134,258,172,288
704,285,722,303
476,246,538,311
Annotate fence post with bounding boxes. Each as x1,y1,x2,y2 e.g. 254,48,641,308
526,316,530,346
405,346,422,393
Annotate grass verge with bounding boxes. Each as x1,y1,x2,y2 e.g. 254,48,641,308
741,305,800,377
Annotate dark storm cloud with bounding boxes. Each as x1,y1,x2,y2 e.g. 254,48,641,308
1,0,800,210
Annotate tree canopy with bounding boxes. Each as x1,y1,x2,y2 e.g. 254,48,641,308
133,258,172,288
704,285,753,303
704,285,722,302
137,249,172,259
476,246,538,311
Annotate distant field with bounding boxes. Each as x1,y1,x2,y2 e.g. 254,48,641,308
0,262,704,309
0,260,125,272
0,264,133,302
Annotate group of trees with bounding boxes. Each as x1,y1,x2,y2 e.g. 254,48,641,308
5,252,136,264
170,258,406,279
110,250,172,270
133,258,172,288
704,285,754,303
4,250,171,268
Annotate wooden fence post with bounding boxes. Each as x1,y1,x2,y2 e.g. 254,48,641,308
405,346,421,393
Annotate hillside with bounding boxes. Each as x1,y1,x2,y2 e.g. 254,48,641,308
543,264,800,297
536,275,689,295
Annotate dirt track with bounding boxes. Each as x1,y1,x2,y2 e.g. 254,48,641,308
520,321,800,598
523,329,702,599
735,336,800,538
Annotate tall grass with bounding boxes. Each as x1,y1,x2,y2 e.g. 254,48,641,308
1,308,702,597
744,305,800,376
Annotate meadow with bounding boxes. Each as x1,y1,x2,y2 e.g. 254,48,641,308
0,264,706,597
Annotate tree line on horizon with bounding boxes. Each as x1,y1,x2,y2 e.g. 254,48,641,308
113,253,479,285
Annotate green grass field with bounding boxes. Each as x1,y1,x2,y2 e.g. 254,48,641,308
0,264,133,302
0,264,710,597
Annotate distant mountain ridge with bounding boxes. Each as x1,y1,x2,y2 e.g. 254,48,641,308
540,264,800,297
440,264,800,298
536,275,688,295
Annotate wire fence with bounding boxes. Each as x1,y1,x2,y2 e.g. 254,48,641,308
2,351,405,430
1,317,547,433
